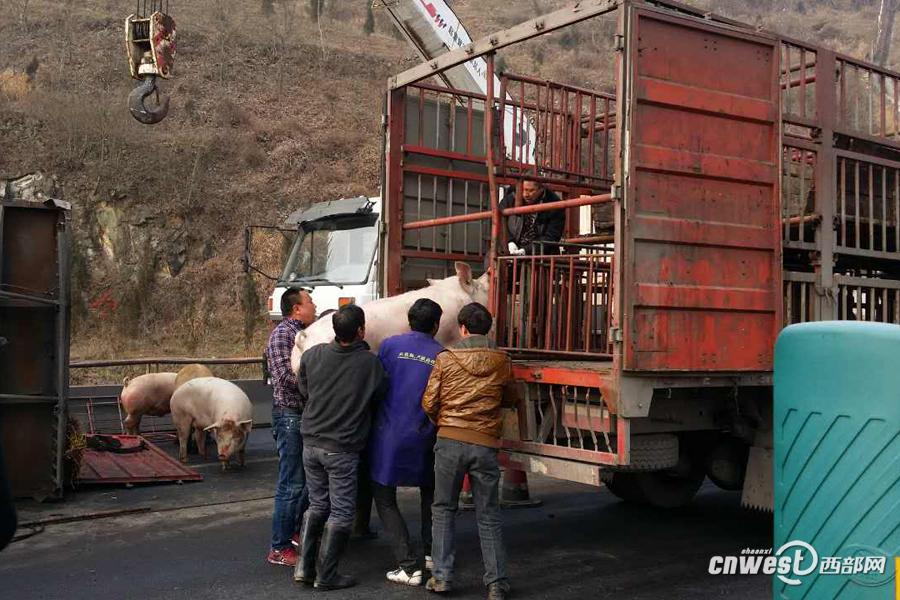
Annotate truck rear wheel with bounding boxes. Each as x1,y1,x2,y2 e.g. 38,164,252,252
604,445,705,508
605,469,704,508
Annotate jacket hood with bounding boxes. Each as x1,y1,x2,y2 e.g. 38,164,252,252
446,335,508,376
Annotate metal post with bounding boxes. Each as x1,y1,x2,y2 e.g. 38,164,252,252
486,53,502,315
385,88,407,296
54,209,71,496
815,49,837,319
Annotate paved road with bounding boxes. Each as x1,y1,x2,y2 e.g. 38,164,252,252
1,431,771,599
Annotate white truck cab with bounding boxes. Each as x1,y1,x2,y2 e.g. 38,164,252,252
267,196,381,320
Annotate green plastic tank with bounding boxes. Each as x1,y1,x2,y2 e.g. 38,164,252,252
774,321,899,598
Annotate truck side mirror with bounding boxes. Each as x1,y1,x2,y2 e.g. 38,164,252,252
243,225,292,281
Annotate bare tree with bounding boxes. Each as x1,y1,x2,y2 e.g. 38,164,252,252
315,0,327,61
363,2,375,35
872,0,897,66
208,4,236,86
265,0,300,97
18,0,31,28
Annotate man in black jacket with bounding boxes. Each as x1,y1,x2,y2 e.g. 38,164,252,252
294,304,385,591
499,179,566,255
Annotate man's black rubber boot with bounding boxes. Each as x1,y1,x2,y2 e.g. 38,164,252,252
293,511,326,585
314,524,357,591
487,581,509,600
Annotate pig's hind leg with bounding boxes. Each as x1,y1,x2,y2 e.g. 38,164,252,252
175,419,192,463
123,413,141,436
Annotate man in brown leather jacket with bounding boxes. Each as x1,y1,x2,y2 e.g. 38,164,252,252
421,302,514,600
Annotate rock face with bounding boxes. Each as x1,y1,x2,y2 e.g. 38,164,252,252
0,172,57,203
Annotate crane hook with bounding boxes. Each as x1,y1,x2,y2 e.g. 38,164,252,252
128,75,169,125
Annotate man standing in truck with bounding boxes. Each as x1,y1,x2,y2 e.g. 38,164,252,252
266,288,316,567
422,302,516,600
500,178,566,255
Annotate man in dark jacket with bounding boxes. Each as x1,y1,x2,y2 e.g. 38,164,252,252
500,179,566,255
369,298,444,587
293,304,385,591
422,303,516,600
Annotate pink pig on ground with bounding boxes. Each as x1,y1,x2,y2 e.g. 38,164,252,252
169,377,253,471
290,262,489,373
119,372,178,435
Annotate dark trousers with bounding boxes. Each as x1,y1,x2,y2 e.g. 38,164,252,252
303,446,360,529
432,438,508,587
0,440,16,552
355,451,374,533
373,482,434,574
270,409,308,550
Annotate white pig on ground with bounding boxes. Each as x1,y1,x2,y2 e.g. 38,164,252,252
169,377,253,471
119,372,178,435
291,262,489,373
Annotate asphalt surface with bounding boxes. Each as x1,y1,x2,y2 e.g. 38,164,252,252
1,430,772,599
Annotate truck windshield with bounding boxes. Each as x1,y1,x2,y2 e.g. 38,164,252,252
280,213,378,285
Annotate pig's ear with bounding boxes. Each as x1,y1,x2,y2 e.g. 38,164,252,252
476,271,489,285
426,278,439,286
238,419,253,433
455,261,473,291
203,423,220,432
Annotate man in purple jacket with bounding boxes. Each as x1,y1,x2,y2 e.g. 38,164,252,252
369,298,445,587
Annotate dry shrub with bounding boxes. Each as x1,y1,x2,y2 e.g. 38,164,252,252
270,139,309,172
217,98,251,128
239,141,267,168
0,69,32,100
115,238,159,336
240,271,263,350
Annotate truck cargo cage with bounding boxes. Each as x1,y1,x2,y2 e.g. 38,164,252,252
496,250,614,358
382,0,900,497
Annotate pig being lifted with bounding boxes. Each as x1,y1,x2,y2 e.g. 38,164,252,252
291,262,489,373
170,377,253,470
119,372,178,435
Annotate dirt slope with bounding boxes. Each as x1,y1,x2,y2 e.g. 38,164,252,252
0,0,895,363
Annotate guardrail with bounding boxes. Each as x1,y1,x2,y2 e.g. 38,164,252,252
68,357,272,435
70,356,264,369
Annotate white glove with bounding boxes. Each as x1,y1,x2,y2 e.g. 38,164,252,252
508,241,526,256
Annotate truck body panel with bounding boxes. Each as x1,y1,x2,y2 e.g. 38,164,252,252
619,7,783,372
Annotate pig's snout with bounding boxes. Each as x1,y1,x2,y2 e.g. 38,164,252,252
217,443,232,461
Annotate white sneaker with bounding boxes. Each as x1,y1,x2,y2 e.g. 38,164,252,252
386,567,423,586
425,555,434,570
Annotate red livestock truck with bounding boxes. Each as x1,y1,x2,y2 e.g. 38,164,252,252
377,0,900,510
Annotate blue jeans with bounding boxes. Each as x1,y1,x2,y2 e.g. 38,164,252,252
270,409,308,550
303,446,359,530
432,438,508,588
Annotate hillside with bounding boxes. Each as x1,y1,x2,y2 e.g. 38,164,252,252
0,0,897,365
